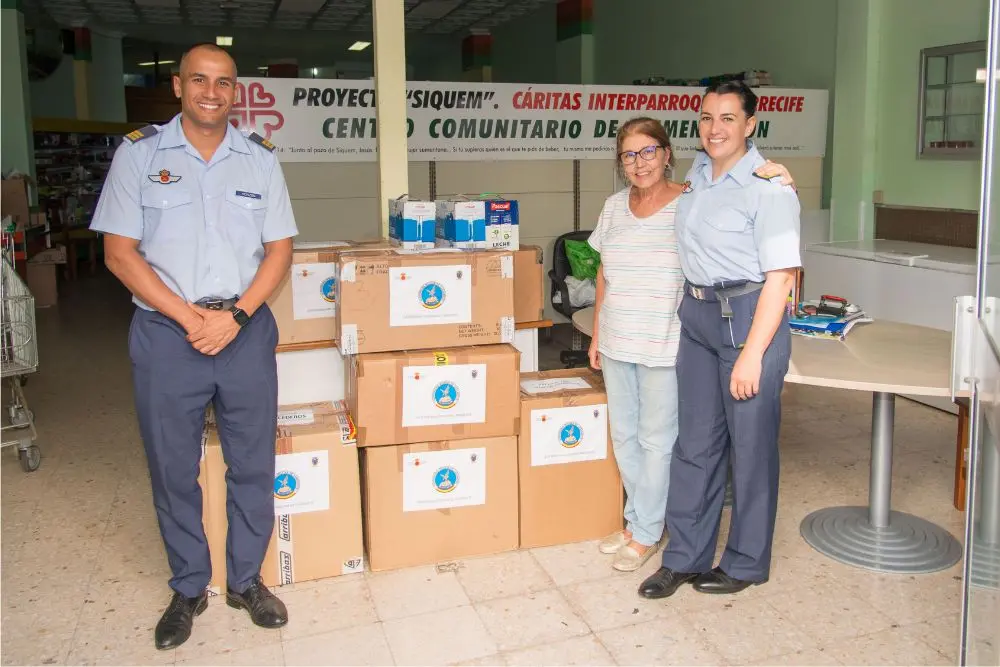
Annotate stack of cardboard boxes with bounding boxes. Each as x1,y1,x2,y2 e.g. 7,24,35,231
196,201,623,591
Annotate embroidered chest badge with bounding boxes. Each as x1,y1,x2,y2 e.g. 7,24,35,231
681,180,694,194
149,169,181,184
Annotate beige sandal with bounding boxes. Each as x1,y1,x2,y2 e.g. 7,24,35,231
612,542,659,572
598,530,629,554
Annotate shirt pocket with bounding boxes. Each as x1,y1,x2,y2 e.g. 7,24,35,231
704,206,750,234
225,187,268,235
141,187,195,242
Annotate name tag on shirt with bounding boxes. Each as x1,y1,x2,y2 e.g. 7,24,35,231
235,190,262,200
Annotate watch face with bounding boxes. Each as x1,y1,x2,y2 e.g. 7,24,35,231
231,307,250,326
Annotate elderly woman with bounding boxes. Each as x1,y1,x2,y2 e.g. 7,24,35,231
588,116,794,573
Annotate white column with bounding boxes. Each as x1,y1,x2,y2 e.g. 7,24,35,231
0,2,35,179
372,0,409,239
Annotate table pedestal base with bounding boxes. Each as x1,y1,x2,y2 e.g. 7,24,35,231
800,392,964,574
800,506,963,574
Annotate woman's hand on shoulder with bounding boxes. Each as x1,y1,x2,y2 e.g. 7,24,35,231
753,160,796,191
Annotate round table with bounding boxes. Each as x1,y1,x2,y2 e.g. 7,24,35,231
571,307,964,574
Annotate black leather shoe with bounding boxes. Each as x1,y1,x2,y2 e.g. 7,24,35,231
692,567,765,594
226,577,288,628
638,567,700,599
154,591,208,650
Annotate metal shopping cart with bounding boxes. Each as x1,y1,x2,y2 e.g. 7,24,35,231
0,227,40,472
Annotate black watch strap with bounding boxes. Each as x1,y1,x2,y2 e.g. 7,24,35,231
229,305,250,328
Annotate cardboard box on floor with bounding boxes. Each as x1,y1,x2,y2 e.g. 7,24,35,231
513,245,544,323
362,435,519,571
348,344,520,448
198,401,363,592
1,177,31,231
518,369,624,549
336,248,514,355
268,240,395,346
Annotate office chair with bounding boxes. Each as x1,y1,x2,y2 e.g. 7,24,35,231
548,230,594,368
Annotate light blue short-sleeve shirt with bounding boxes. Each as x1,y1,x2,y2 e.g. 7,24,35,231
90,113,298,310
675,142,801,287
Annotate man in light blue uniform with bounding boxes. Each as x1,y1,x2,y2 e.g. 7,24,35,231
91,43,296,649
639,80,801,600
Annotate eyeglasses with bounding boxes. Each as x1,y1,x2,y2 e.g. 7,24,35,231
619,145,663,166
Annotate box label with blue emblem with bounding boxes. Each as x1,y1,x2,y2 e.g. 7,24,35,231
389,263,473,327
529,404,608,467
401,363,487,428
389,198,436,250
272,451,330,515
402,447,487,512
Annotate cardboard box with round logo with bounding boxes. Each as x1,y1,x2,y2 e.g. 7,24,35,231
335,248,515,356
268,240,395,347
347,344,520,448
361,435,519,572
199,401,363,591
517,368,624,549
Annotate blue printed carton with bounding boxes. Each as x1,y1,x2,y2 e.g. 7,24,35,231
435,200,487,249
389,198,436,251
484,199,519,251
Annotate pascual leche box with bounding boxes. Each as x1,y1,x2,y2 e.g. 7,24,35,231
348,344,520,447
517,369,624,549
336,248,515,355
269,240,395,346
361,435,519,571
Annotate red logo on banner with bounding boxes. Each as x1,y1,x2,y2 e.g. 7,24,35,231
229,82,285,140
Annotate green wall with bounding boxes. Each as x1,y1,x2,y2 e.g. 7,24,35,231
875,0,988,211
1,7,34,178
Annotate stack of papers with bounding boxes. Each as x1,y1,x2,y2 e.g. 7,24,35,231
789,301,872,341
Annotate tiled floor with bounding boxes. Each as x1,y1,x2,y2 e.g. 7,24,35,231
0,272,972,665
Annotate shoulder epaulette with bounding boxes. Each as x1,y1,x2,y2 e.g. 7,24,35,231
124,125,158,144
248,132,276,153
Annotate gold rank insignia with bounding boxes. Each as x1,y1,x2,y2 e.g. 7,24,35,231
124,125,159,143
248,132,276,152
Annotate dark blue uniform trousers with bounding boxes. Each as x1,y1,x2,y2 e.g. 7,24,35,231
660,288,790,582
129,305,278,598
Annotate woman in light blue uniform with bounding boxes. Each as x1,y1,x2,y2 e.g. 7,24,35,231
638,80,801,599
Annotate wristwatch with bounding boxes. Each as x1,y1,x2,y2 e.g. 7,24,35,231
229,305,250,328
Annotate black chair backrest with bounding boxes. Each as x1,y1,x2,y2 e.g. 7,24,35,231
551,230,593,288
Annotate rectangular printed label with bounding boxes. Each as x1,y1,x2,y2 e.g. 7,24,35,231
500,316,515,343
530,404,608,467
520,377,592,394
273,450,330,515
389,264,473,327
402,447,487,512
291,262,337,320
276,514,294,585
340,324,358,354
401,364,487,428
277,407,315,426
342,557,364,575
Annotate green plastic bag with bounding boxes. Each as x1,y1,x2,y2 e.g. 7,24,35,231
564,239,600,281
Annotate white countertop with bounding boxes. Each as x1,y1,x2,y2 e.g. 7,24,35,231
805,239,976,275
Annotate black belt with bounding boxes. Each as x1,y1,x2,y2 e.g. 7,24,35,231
686,281,764,301
196,297,239,311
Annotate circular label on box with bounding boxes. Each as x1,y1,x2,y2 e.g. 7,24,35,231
433,466,459,494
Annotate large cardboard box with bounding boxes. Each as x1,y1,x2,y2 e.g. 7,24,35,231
336,248,515,355
1,177,31,231
348,344,520,447
362,436,519,571
26,261,58,308
268,240,394,346
261,404,364,587
514,245,544,323
518,369,624,549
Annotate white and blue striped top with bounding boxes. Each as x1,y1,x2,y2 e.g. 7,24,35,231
588,187,685,368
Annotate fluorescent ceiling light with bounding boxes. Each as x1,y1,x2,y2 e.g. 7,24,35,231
138,60,176,66
216,35,233,46
348,41,371,51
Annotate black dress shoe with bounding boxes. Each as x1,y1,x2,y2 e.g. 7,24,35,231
692,567,765,594
226,576,288,628
638,567,700,599
154,591,208,650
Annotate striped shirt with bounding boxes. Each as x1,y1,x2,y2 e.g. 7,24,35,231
588,187,684,368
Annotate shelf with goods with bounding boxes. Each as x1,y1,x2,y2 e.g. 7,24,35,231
32,118,141,277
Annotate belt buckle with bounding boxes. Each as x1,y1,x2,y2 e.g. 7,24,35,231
690,285,706,300
203,300,225,311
